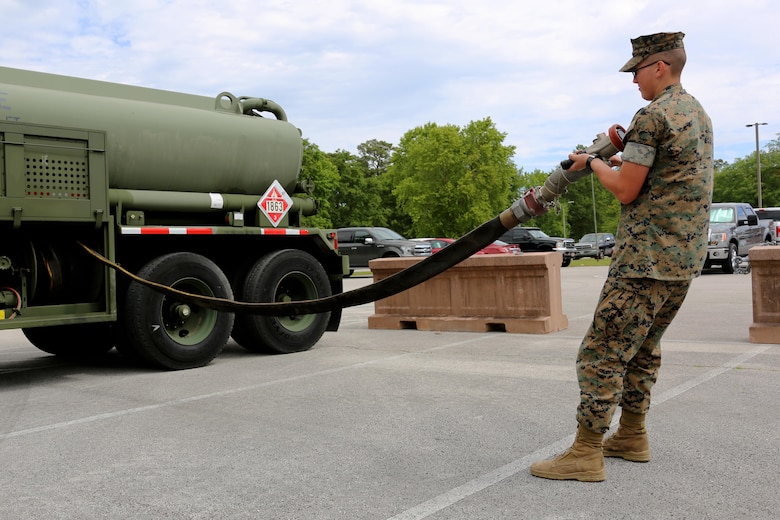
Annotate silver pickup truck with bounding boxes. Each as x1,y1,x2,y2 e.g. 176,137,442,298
706,202,772,273
756,207,780,244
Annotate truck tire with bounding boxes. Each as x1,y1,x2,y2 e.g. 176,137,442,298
232,249,331,354
22,323,114,358
723,243,738,274
120,253,235,370
561,256,571,267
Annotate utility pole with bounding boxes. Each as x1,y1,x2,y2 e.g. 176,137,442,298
746,122,768,208
590,175,598,234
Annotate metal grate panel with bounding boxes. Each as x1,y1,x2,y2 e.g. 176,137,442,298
25,154,90,199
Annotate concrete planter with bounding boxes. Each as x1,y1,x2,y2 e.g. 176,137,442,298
367,253,567,334
749,245,780,344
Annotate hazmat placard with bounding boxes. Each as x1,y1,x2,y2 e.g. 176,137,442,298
258,179,292,226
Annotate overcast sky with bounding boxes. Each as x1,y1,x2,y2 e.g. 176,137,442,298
3,0,778,172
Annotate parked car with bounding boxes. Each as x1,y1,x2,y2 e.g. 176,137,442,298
337,227,432,273
412,238,519,255
756,207,780,244
497,226,576,267
476,240,520,255
574,232,616,259
412,238,454,253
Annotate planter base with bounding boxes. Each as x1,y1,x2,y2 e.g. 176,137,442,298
749,246,780,344
367,253,567,334
367,315,563,334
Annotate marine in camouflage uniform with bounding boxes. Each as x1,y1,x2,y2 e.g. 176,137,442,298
578,75,714,434
531,32,714,482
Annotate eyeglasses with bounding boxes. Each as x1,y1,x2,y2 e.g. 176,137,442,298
631,60,670,78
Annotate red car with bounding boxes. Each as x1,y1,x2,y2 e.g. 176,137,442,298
412,238,519,255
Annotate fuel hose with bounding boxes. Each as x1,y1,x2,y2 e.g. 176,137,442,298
81,125,624,316
80,213,511,316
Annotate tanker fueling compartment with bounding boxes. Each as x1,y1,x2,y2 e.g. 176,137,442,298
0,67,345,371
0,66,303,196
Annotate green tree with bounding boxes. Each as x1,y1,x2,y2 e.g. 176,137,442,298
357,140,396,227
564,174,620,239
299,139,339,228
385,118,518,238
763,135,780,206
326,149,377,227
356,139,393,178
714,135,780,207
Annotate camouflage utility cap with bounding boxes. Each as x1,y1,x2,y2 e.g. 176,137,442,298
619,32,685,72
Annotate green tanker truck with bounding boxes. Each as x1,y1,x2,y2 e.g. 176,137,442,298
0,66,347,370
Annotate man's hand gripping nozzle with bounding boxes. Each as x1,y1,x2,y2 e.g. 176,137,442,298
500,124,626,230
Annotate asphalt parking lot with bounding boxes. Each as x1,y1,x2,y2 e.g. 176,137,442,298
1,264,778,519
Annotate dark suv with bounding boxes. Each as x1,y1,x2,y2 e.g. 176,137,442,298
336,227,432,272
574,232,616,259
498,226,576,267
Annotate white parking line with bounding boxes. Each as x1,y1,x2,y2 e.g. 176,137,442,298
0,335,493,441
385,344,773,520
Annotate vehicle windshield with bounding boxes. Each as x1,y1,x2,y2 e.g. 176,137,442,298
528,229,549,238
580,233,611,242
372,228,406,240
710,207,734,223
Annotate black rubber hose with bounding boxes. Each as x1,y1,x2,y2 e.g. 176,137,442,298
79,215,509,316
81,124,625,318
81,125,625,316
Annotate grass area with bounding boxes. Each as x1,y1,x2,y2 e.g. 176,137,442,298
570,257,612,267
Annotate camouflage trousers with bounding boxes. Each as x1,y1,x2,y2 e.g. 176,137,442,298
576,276,692,433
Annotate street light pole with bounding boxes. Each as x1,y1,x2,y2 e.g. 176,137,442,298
746,122,768,208
561,200,573,237
590,174,598,234
561,201,566,238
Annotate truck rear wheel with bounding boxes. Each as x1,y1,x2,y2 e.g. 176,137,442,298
120,253,235,370
22,323,115,358
232,249,331,354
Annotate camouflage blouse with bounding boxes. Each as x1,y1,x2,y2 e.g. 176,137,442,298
609,83,714,281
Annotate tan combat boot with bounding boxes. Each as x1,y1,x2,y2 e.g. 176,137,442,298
530,426,605,482
602,410,651,462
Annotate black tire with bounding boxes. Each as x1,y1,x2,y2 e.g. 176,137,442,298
121,253,235,370
723,243,738,274
232,249,331,354
561,256,571,267
22,323,115,358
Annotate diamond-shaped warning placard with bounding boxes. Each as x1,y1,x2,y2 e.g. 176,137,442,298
258,179,293,227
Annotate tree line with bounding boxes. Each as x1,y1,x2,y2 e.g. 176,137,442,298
299,117,780,241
